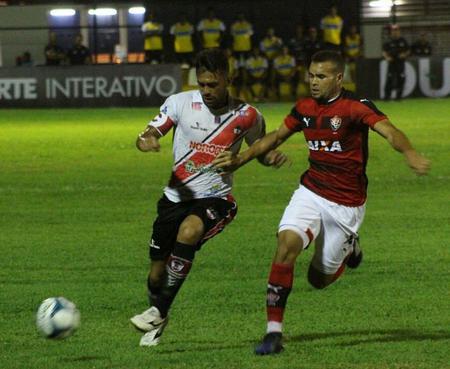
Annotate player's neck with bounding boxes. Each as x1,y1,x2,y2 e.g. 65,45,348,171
209,94,238,116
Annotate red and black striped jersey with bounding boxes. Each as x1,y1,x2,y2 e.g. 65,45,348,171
284,89,387,206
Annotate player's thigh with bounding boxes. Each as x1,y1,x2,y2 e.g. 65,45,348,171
190,197,238,246
278,186,322,249
149,196,188,261
311,202,365,274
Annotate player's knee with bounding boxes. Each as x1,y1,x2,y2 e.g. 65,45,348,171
307,265,331,290
275,230,303,263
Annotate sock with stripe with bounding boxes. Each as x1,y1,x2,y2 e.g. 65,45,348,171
266,263,294,333
153,241,196,318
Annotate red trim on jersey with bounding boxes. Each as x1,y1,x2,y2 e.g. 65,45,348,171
169,108,259,186
305,228,314,245
150,116,175,136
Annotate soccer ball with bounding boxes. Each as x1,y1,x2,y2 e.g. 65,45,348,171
36,297,80,339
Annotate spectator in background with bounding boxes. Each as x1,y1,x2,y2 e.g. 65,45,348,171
320,5,343,52
411,33,432,56
260,27,283,64
273,46,297,100
303,27,323,67
260,27,283,97
16,51,33,67
45,32,65,66
382,24,410,100
230,13,253,63
170,13,195,68
245,46,269,102
142,10,164,64
197,7,226,49
225,48,243,99
67,34,91,65
289,24,306,68
343,25,362,82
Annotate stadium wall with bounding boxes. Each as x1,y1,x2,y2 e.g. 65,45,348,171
357,57,450,99
0,64,182,107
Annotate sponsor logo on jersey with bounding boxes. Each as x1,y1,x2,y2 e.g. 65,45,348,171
308,140,343,152
189,141,227,156
161,106,168,114
330,115,342,131
151,112,168,125
184,160,217,174
190,121,207,131
233,125,242,135
191,102,202,111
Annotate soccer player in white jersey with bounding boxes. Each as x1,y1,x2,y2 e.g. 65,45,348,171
130,48,287,347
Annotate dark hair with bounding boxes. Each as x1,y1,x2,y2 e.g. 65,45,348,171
311,50,345,73
195,48,228,76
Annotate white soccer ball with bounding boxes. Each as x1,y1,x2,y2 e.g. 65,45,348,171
36,297,80,339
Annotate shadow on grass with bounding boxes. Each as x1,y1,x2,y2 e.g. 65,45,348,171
290,329,450,346
156,329,449,354
64,356,110,362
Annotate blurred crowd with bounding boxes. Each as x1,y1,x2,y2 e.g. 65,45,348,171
14,5,434,101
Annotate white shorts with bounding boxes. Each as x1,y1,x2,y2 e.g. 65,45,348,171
278,186,366,274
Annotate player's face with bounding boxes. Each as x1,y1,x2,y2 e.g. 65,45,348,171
197,70,229,110
308,61,343,100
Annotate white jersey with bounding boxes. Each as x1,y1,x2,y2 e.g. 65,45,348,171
149,90,265,202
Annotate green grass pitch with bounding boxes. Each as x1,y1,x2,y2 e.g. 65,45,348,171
0,98,449,369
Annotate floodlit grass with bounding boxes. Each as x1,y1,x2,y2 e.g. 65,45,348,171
0,98,449,369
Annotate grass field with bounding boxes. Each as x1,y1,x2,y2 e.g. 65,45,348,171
0,98,449,369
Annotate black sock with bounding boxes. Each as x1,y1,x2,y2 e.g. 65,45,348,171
147,278,161,307
154,241,196,318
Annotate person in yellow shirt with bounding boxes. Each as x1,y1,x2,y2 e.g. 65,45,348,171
320,5,343,51
260,27,283,63
245,46,269,102
197,7,225,49
141,11,164,64
344,25,362,61
230,13,253,61
273,46,297,100
260,27,283,98
170,13,195,67
344,25,362,83
225,48,243,98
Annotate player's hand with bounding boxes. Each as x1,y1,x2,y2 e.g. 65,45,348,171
263,150,290,168
212,151,242,174
404,150,431,176
136,132,160,152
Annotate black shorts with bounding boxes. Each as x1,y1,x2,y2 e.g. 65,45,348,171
149,195,237,261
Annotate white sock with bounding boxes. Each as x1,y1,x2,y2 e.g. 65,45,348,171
267,321,283,333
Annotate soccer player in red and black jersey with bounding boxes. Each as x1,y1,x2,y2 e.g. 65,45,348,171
213,50,430,355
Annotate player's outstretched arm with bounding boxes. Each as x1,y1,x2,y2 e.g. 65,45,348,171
374,119,431,175
136,126,162,152
213,123,293,173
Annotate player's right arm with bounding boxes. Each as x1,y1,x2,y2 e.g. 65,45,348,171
213,122,294,172
136,126,162,152
136,96,177,152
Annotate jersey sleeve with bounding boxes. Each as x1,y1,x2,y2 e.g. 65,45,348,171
352,99,388,128
147,95,178,136
245,110,266,145
284,104,304,132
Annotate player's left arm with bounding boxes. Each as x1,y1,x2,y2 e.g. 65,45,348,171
247,116,289,168
373,119,430,175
